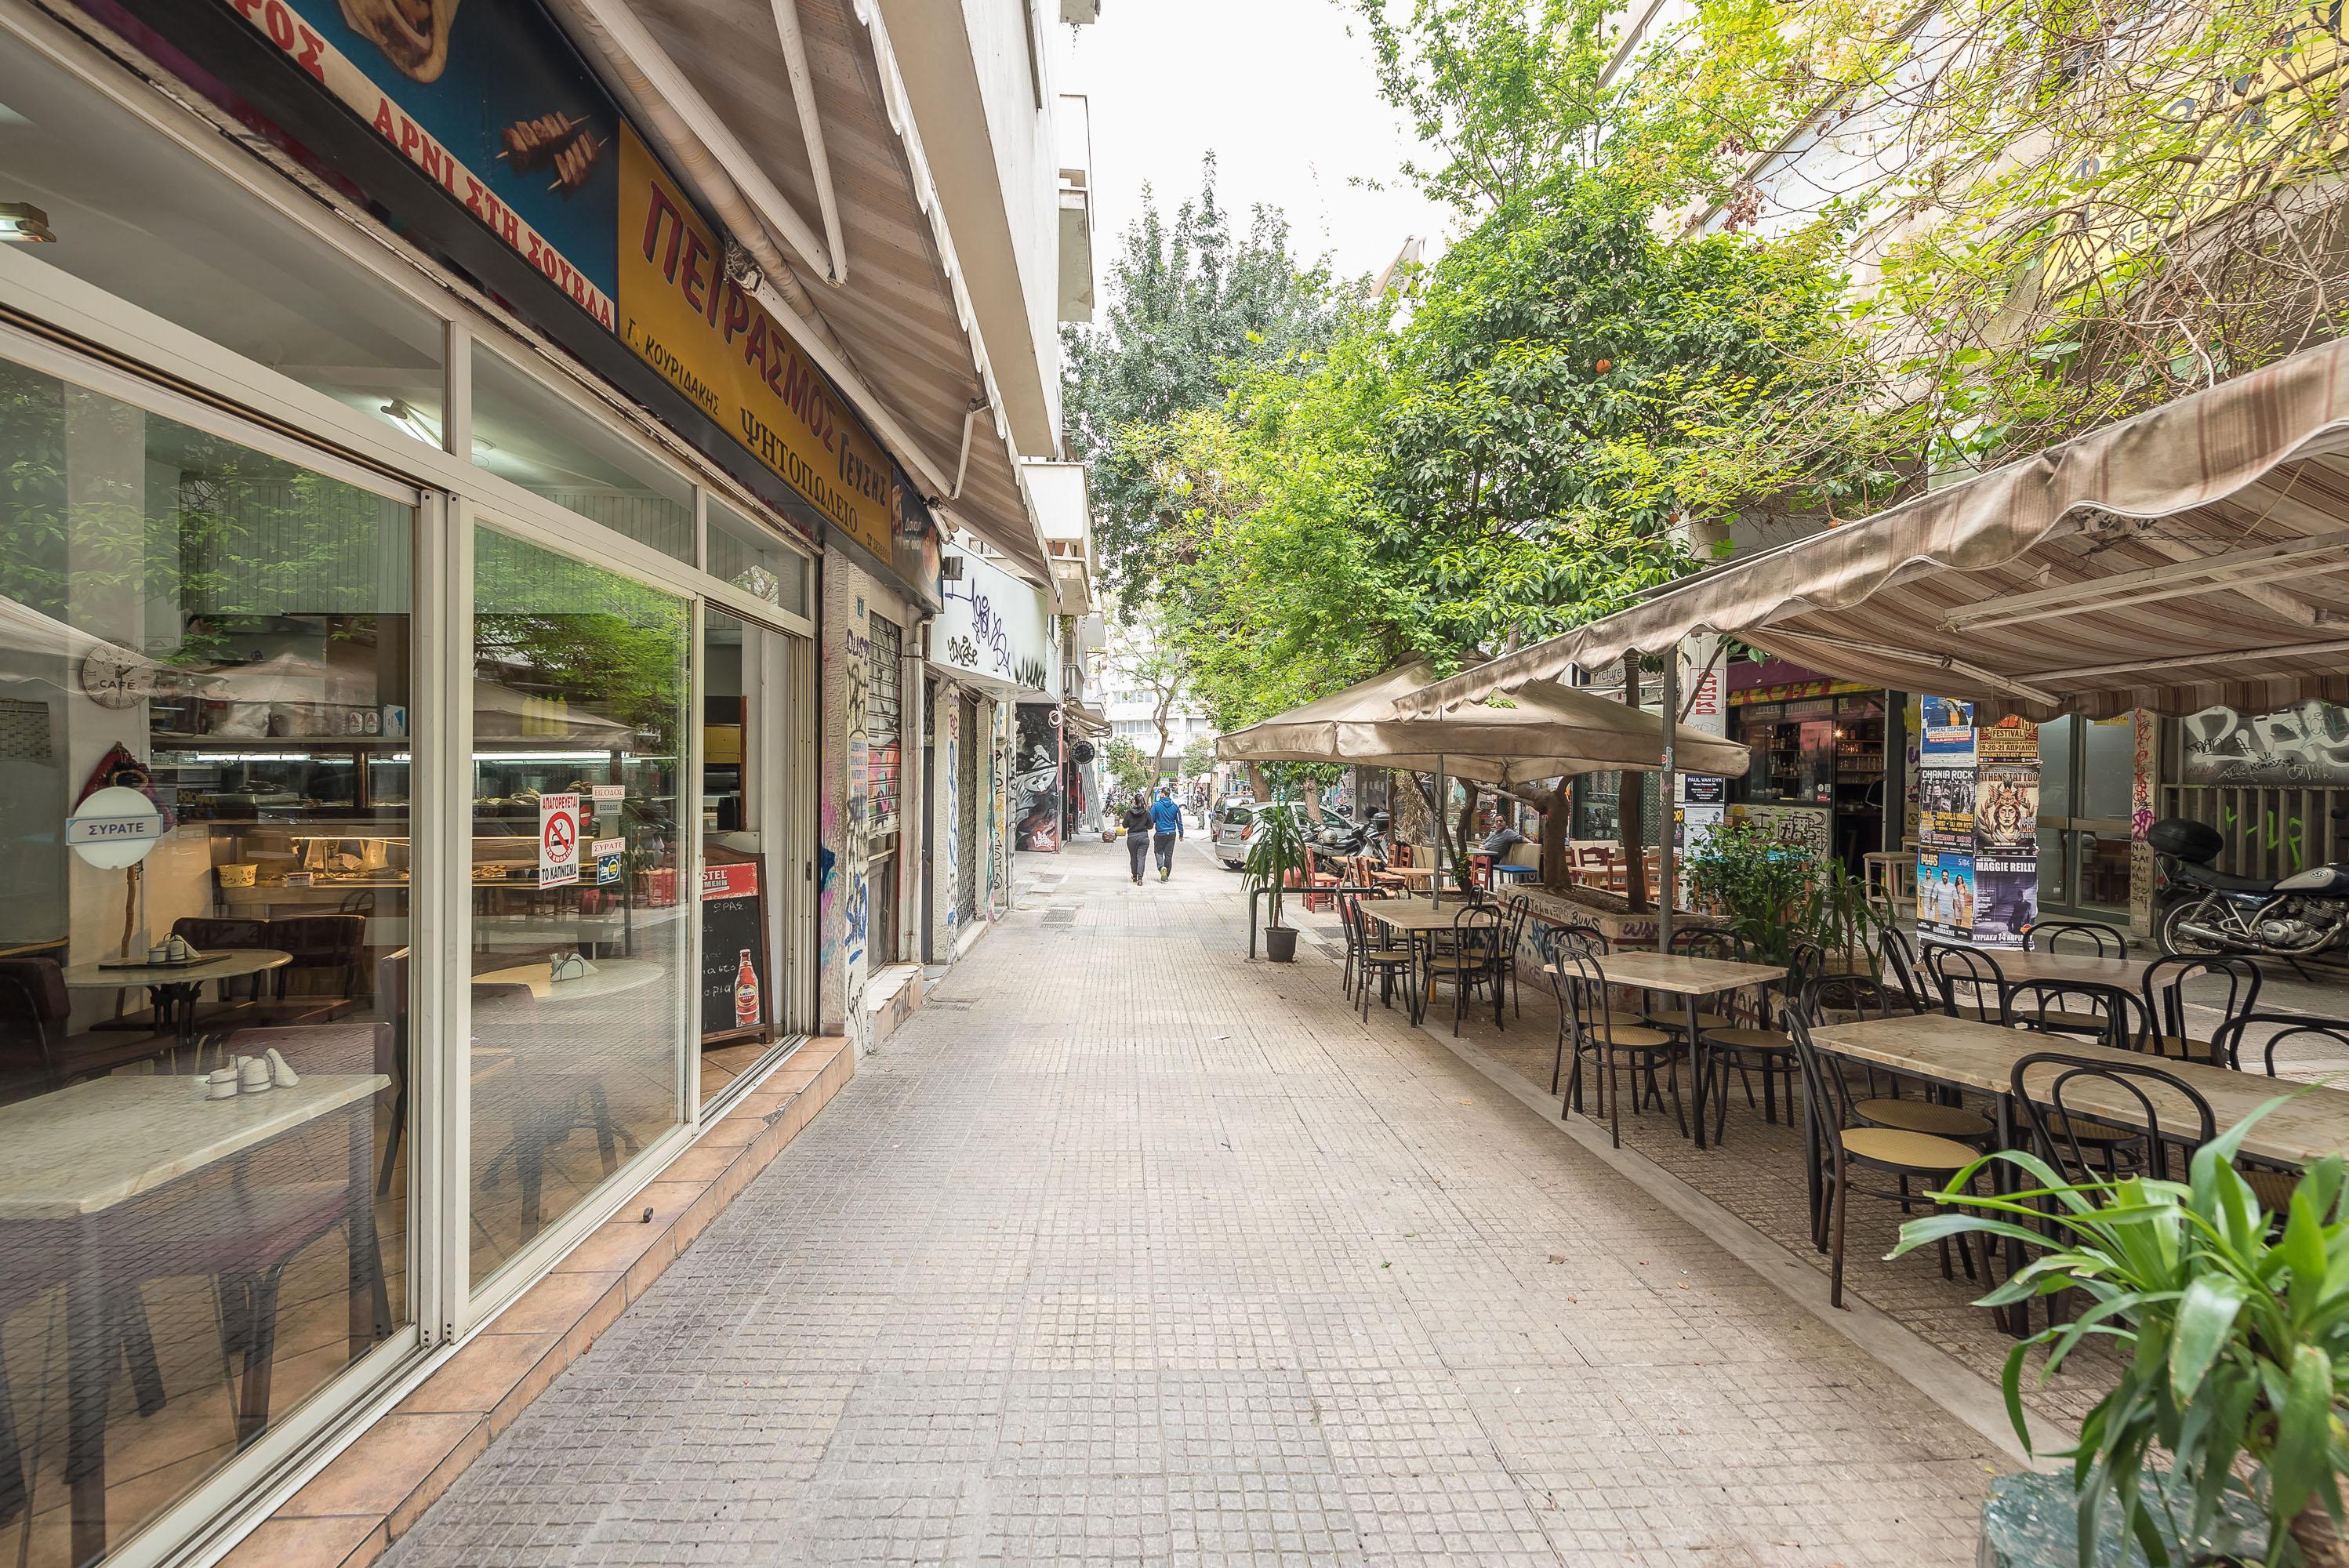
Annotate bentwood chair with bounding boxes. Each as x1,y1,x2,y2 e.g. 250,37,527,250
1922,943,2008,1024
1877,924,1932,1013
0,958,179,1099
2022,919,2129,956
2139,955,2262,1065
1796,974,1991,1145
1421,903,1505,1036
2013,1051,2213,1187
1548,937,1682,1147
1788,1014,1981,1309
2010,980,2151,1051
1700,941,1826,1143
1495,895,1534,1019
2213,1013,2349,1078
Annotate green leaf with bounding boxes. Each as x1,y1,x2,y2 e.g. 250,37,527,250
2167,1275,2245,1405
2267,1344,2332,1524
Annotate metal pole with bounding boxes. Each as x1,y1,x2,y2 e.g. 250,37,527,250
1432,753,1445,905
1658,654,1678,951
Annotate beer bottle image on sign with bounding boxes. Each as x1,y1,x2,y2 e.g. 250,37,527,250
734,949,761,1029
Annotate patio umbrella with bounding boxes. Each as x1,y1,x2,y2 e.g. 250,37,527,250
1217,662,1748,900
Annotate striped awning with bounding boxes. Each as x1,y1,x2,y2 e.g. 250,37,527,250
1395,337,2349,721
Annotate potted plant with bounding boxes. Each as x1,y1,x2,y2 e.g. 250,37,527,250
1683,818,1882,985
1244,797,1312,963
1893,1102,2349,1567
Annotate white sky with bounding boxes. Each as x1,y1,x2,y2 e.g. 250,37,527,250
1057,2,1457,286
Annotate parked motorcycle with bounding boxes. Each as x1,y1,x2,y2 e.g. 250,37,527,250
2151,813,2349,959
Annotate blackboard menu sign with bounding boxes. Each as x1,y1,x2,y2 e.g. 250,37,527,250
700,853,769,1046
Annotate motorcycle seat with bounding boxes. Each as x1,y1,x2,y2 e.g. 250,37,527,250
2178,866,2281,895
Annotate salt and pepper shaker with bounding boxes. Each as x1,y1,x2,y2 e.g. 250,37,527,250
203,1067,239,1100
238,1054,272,1094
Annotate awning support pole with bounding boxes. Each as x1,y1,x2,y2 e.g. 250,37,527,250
1433,753,1446,906
1657,654,1677,953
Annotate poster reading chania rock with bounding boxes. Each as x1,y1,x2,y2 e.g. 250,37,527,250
1915,699,2040,948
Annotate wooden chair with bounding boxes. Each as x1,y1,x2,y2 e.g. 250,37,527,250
1548,936,1682,1147
2139,955,2261,1065
1788,1013,1981,1309
0,958,179,1098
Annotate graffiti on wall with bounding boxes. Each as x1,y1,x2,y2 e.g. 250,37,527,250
987,705,1007,909
943,701,960,933
1013,704,1061,852
840,609,873,1054
2181,701,2349,786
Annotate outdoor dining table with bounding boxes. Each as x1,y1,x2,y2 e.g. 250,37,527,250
0,1071,389,1561
1545,951,1788,1152
1362,902,1485,1025
1808,1011,2349,1330
1920,941,2155,990
60,949,292,1047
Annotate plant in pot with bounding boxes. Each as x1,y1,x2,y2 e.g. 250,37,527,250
1893,1102,2349,1568
1683,818,1882,985
1244,797,1312,963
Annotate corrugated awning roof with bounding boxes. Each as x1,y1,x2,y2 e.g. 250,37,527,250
1396,337,2349,721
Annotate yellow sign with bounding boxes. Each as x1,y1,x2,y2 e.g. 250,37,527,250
617,127,895,561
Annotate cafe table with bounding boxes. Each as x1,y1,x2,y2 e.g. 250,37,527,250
1362,902,1483,1025
472,956,666,1001
61,949,291,1047
0,1071,388,1561
1919,941,2155,990
1809,1011,2349,1328
1563,951,1788,1151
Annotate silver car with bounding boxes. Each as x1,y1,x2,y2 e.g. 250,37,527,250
1211,799,1258,869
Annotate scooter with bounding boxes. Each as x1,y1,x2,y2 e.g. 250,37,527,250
2151,812,2349,961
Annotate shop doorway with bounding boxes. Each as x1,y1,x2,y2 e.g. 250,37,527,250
2035,713,2137,918
699,608,797,1109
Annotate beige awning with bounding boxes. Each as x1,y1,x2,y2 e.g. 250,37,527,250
1216,661,1748,786
1396,338,2349,720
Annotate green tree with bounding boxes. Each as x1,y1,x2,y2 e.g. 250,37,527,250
1178,735,1217,782
1106,736,1153,797
1061,158,1352,605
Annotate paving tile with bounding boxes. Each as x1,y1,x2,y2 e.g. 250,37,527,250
384,840,1990,1567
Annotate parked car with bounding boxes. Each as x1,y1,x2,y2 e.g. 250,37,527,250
1225,802,1359,872
1212,798,1258,869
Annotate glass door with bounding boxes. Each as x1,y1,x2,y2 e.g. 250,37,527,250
2034,714,2137,916
467,525,688,1290
699,608,793,1109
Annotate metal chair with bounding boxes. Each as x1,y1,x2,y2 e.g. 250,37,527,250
1877,924,1931,1013
1421,903,1505,1036
2022,919,2129,956
1697,940,1821,1144
1548,937,1682,1146
1922,943,2008,1024
2139,955,2262,1065
1796,974,1991,1145
2009,980,2151,1051
2212,1012,2349,1077
1788,1014,1981,1308
2012,1050,2213,1186
1495,895,1534,1019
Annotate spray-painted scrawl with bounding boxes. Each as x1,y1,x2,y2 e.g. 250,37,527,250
1014,705,1061,852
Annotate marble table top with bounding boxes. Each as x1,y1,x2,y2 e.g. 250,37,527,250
1920,943,2153,988
1578,951,1788,997
472,956,666,1001
0,1072,387,1219
1810,1011,2349,1168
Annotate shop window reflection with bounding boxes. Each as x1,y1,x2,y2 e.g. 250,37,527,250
0,358,409,1566
468,528,687,1290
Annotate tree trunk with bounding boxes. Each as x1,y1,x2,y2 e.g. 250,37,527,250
1247,762,1268,800
1453,782,1480,895
1620,652,1650,912
1539,781,1570,892
2293,1503,2349,1568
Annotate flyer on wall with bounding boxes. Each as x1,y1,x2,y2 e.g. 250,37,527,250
1916,847,1977,941
1974,764,2039,857
1918,766,1975,850
1971,857,2037,946
1920,695,1977,768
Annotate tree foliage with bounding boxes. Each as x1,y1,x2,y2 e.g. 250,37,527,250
1061,158,1352,607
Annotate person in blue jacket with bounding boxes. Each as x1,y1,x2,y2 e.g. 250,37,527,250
1149,787,1185,881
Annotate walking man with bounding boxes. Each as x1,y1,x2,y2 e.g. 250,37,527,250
1150,786,1184,881
1123,793,1153,884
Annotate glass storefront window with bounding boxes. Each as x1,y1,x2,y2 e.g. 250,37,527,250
468,527,686,1289
0,358,410,1563
706,496,809,617
470,347,695,563
0,44,445,456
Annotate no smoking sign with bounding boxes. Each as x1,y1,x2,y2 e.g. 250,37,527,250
539,793,581,887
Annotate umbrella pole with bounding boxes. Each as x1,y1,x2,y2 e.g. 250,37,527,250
1657,655,1677,952
1432,754,1445,906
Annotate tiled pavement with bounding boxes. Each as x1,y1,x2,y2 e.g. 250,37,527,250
387,837,1996,1566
